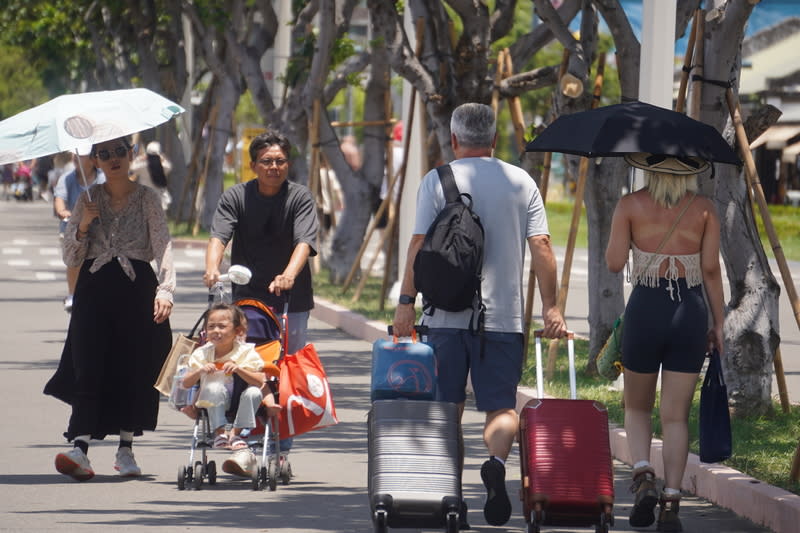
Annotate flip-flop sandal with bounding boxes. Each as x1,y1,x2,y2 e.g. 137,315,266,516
213,434,230,449
229,436,249,450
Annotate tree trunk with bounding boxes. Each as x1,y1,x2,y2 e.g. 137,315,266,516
584,157,627,371
697,0,774,415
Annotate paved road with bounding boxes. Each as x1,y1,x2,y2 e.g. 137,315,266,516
0,199,772,531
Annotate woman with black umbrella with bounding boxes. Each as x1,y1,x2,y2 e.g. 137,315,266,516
605,153,725,533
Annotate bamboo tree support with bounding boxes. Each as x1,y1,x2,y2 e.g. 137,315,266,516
688,13,705,120
490,49,506,116
309,98,323,274
504,49,527,154
545,53,606,379
676,9,700,114
340,16,425,295
522,48,570,360
378,85,398,309
726,88,794,413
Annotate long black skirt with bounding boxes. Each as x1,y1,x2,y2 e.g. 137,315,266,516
44,258,172,441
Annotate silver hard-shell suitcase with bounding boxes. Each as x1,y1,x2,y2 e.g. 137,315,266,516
368,399,463,532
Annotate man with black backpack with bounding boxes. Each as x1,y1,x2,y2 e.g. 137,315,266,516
392,102,566,527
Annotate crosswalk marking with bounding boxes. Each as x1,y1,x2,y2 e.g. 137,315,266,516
2,248,22,255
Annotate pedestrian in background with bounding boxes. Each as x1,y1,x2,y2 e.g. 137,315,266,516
129,141,172,211
605,153,725,532
53,144,106,312
44,135,175,482
392,102,567,527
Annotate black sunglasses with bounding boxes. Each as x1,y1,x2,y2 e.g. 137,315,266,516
95,145,129,161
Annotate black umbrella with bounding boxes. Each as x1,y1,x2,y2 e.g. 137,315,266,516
525,100,740,166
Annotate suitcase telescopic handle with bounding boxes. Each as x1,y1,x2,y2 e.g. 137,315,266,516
533,330,576,400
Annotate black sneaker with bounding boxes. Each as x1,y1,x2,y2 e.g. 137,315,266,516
657,496,683,532
480,458,512,526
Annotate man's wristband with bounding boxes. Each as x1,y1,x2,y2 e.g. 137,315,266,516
398,294,416,305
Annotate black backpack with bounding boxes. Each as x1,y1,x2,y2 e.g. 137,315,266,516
413,164,485,324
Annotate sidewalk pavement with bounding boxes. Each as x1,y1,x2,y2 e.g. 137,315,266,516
311,296,800,533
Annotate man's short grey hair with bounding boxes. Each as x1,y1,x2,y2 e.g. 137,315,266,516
451,103,496,148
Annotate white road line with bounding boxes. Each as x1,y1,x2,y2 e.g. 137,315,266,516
8,259,31,266
39,248,60,255
183,249,205,258
174,261,196,270
2,248,22,255
35,272,57,280
49,260,66,267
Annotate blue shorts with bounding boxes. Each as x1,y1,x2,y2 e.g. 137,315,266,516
622,278,708,374
427,328,523,412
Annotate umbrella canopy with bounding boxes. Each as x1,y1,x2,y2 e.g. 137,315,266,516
525,101,740,166
0,88,184,165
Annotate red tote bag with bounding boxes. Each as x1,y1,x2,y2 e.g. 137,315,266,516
278,343,339,438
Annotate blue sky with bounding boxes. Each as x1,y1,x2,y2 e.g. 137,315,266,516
580,1,800,55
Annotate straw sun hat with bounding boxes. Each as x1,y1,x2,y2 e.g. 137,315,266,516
624,152,710,175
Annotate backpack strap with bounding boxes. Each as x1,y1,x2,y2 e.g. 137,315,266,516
436,164,460,203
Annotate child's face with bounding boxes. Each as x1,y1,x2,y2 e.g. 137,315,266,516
205,310,242,352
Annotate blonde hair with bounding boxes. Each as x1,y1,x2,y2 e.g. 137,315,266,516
645,171,698,208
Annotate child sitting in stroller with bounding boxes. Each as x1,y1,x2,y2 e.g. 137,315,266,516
181,302,279,477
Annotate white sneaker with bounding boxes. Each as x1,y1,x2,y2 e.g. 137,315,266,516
55,448,94,481
114,448,142,477
222,448,256,478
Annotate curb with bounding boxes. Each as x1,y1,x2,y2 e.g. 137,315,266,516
311,295,800,533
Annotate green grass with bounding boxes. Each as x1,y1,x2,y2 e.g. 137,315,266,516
544,200,800,261
315,269,800,495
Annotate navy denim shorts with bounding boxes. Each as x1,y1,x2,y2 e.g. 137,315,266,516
427,328,523,411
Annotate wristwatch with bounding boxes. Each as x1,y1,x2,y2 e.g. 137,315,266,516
398,294,416,305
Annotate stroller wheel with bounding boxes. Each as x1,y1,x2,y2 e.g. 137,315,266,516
251,465,261,491
279,457,291,485
207,460,217,485
268,461,278,491
177,466,186,490
193,463,203,490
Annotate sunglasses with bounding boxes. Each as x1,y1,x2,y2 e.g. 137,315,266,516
257,157,288,167
95,145,130,161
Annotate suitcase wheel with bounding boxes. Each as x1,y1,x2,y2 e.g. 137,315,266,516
445,510,459,533
373,508,388,533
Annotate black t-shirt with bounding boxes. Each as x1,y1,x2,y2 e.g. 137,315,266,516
210,179,319,312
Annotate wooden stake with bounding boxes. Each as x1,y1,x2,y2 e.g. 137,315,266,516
676,9,700,114
504,49,527,154
688,12,705,120
491,49,506,116
726,87,796,413
522,48,570,360
545,53,605,378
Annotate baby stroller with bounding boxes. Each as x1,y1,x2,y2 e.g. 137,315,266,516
172,268,286,491
235,297,293,490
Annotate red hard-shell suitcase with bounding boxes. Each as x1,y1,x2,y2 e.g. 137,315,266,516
519,331,615,533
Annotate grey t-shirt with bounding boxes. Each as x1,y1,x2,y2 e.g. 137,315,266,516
210,179,319,312
413,157,549,333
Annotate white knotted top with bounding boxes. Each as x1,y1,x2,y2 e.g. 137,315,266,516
630,244,702,301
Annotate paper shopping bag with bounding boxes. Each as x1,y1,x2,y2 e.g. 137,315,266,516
278,343,339,438
154,334,198,397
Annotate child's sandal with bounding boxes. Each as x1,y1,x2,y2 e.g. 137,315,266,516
229,436,248,450
213,434,230,449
